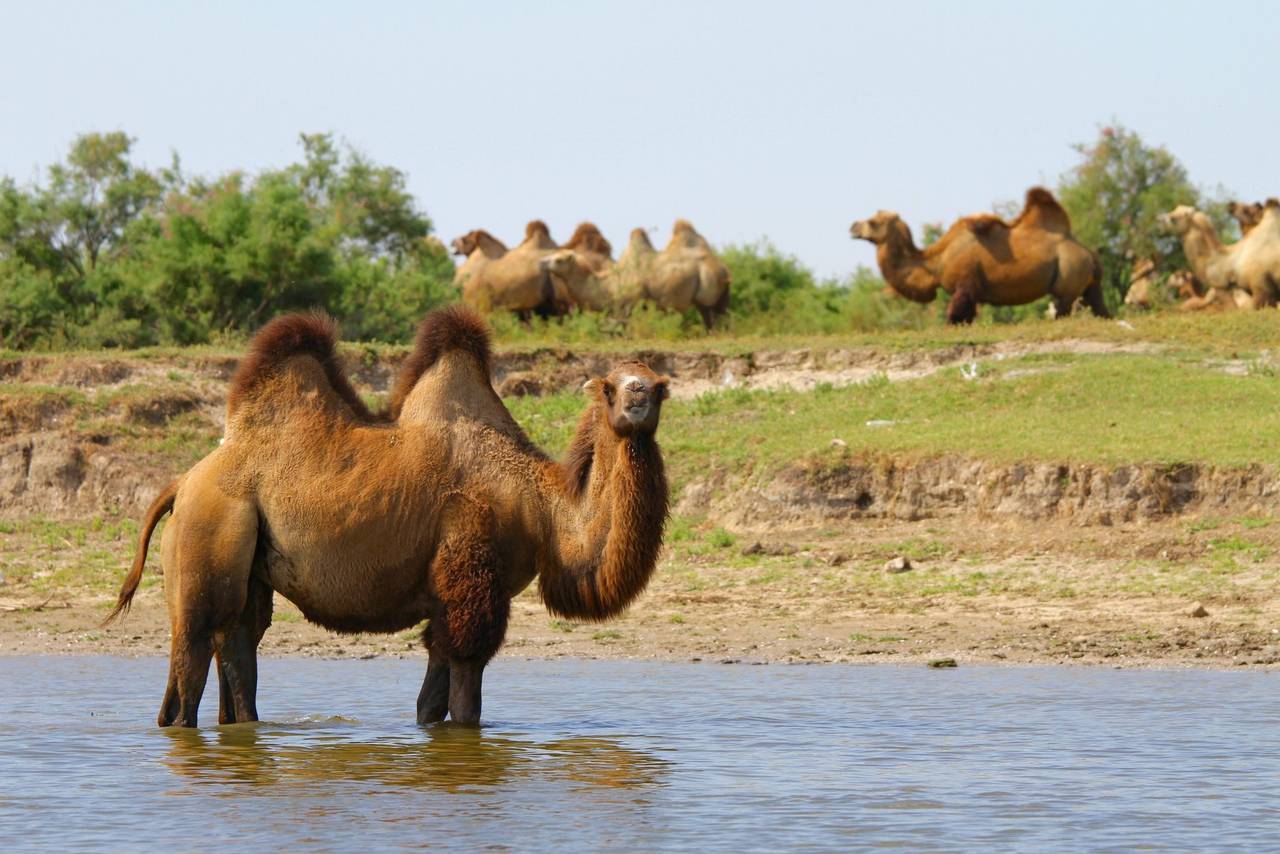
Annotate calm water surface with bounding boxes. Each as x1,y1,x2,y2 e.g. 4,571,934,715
0,657,1277,851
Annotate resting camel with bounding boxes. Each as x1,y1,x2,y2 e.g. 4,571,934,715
542,221,731,328
850,188,1107,324
1160,201,1280,310
1122,257,1159,309
107,307,670,727
458,221,566,320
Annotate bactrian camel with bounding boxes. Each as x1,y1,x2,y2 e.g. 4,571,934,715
851,187,1107,324
108,307,670,727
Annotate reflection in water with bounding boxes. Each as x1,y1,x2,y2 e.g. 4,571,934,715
161,721,669,793
4,657,1280,849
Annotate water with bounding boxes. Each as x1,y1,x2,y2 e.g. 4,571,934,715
0,657,1277,851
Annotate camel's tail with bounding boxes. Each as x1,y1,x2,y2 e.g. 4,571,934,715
104,479,179,625
387,307,493,419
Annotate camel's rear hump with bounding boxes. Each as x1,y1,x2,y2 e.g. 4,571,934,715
388,307,493,419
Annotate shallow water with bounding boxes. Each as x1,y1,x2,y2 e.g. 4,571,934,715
1,657,1277,851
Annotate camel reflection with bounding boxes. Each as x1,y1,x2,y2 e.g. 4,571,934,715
161,721,667,792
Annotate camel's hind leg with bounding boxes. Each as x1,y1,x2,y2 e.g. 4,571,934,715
158,480,258,728
945,288,979,324
214,576,273,724
1082,280,1110,318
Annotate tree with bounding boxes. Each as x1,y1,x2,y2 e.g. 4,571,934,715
1056,124,1232,307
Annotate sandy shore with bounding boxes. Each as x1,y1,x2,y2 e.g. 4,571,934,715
4,515,1278,669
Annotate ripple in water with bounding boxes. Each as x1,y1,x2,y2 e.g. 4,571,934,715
1,656,1278,850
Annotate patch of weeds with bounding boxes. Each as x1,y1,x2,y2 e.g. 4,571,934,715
707,527,736,549
747,568,785,586
1239,517,1272,530
1189,517,1222,533
668,613,686,624
592,630,622,641
549,620,576,633
667,516,696,543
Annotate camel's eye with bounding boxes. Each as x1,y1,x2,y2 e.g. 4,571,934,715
602,381,616,405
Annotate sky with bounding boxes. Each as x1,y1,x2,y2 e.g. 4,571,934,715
2,1,1277,278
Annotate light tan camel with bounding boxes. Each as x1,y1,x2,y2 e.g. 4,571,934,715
460,221,566,320
851,188,1107,323
1160,202,1280,309
107,308,670,727
1123,257,1159,309
451,229,508,299
543,221,731,328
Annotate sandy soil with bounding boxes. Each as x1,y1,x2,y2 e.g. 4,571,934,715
4,514,1278,670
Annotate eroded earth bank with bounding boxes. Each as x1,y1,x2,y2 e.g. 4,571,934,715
2,339,1278,668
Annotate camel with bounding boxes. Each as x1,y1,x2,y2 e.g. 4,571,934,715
107,307,670,727
1160,202,1280,310
1123,257,1159,309
458,221,567,320
1229,201,1265,237
543,221,731,328
451,229,508,300
850,188,1108,324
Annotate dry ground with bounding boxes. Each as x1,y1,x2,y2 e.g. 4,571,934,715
4,512,1278,670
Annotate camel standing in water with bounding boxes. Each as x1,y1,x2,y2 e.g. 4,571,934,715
108,308,669,726
851,188,1107,324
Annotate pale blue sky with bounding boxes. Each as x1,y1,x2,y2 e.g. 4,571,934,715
3,1,1276,278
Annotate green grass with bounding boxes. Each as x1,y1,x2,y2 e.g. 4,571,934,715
508,351,1280,490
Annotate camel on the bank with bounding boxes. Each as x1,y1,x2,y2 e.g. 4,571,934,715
1229,201,1265,237
452,229,508,298
544,221,730,328
458,221,566,320
1123,257,1159,309
107,308,670,727
851,188,1107,324
1160,201,1280,309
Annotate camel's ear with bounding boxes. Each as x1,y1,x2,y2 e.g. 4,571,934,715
654,377,670,401
582,378,615,404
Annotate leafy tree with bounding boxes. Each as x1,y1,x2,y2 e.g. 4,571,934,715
1056,124,1232,307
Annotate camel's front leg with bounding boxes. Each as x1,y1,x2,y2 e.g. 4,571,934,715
426,496,510,726
946,287,979,324
448,659,485,725
416,644,450,724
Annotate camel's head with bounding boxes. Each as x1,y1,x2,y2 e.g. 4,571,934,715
1158,205,1199,235
539,249,584,278
451,231,480,256
585,362,669,437
850,211,902,244
1229,201,1264,231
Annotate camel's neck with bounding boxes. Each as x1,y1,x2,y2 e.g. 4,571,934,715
1179,224,1225,284
877,231,941,302
476,234,507,258
537,406,668,620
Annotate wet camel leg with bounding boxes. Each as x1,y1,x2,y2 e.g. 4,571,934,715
159,628,214,728
213,577,273,724
416,646,451,724
448,659,485,725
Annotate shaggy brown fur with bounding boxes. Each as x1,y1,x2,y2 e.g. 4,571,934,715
387,307,493,419
226,312,377,420
851,187,1106,323
111,307,669,728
